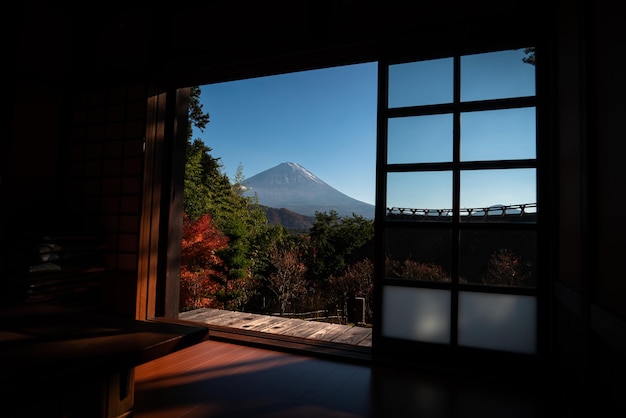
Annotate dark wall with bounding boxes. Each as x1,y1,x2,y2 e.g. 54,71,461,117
588,0,626,320
3,1,625,414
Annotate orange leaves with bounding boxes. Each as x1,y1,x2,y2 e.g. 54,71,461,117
181,213,229,271
180,213,230,310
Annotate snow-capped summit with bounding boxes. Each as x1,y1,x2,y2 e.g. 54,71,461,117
245,162,326,188
242,162,374,219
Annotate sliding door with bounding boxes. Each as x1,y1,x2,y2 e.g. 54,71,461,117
374,46,544,373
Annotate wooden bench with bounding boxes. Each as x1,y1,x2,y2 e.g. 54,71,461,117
0,302,209,417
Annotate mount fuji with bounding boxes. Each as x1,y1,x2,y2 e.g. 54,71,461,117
241,162,375,219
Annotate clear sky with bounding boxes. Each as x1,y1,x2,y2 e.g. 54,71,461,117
195,62,378,205
193,48,536,210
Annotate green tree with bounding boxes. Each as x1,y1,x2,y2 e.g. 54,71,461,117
184,86,271,310
307,210,374,283
212,184,268,310
184,139,221,219
248,218,290,282
522,47,535,66
184,86,217,219
185,150,270,311
188,86,210,133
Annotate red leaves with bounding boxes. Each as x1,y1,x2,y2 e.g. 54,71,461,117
180,213,230,310
181,213,229,270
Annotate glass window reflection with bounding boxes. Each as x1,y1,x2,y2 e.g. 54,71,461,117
388,114,453,164
385,228,451,282
382,46,541,355
461,108,536,161
461,48,535,102
460,169,536,221
388,58,453,108
459,230,536,287
387,171,452,215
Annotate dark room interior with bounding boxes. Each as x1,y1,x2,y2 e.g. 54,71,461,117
2,1,624,417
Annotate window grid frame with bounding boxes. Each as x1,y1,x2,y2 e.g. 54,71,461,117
378,49,540,352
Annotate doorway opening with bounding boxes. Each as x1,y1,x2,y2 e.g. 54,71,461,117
178,62,378,353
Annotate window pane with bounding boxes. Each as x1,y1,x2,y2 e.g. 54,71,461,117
458,292,537,354
461,48,535,102
460,168,536,222
388,114,453,164
388,58,453,108
385,228,451,282
387,172,452,219
459,230,536,287
382,285,451,343
461,108,536,161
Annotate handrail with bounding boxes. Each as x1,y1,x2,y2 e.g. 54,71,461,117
386,203,537,218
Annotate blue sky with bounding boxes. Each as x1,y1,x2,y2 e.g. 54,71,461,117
195,63,378,205
193,48,536,210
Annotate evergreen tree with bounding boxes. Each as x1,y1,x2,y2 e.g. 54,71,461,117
183,86,218,219
188,86,210,133
522,47,536,66
184,86,275,310
184,139,217,219
307,210,374,283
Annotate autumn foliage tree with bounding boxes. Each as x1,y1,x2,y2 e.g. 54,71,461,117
179,213,229,310
184,86,270,311
385,255,450,282
483,248,534,287
328,258,374,324
267,242,309,315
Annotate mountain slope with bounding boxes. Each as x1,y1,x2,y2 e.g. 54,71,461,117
242,162,375,219
262,206,315,231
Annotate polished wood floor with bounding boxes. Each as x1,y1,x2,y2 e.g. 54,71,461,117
133,338,547,418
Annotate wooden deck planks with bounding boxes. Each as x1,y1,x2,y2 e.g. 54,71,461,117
241,315,292,331
327,325,372,346
179,308,372,347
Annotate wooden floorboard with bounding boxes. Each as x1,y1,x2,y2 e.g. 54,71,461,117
179,308,372,348
133,338,546,418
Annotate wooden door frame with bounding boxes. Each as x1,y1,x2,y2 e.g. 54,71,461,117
137,86,189,320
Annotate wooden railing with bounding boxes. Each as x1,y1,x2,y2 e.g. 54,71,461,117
386,203,537,219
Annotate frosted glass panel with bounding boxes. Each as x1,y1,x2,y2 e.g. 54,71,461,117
458,292,536,354
382,286,451,343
